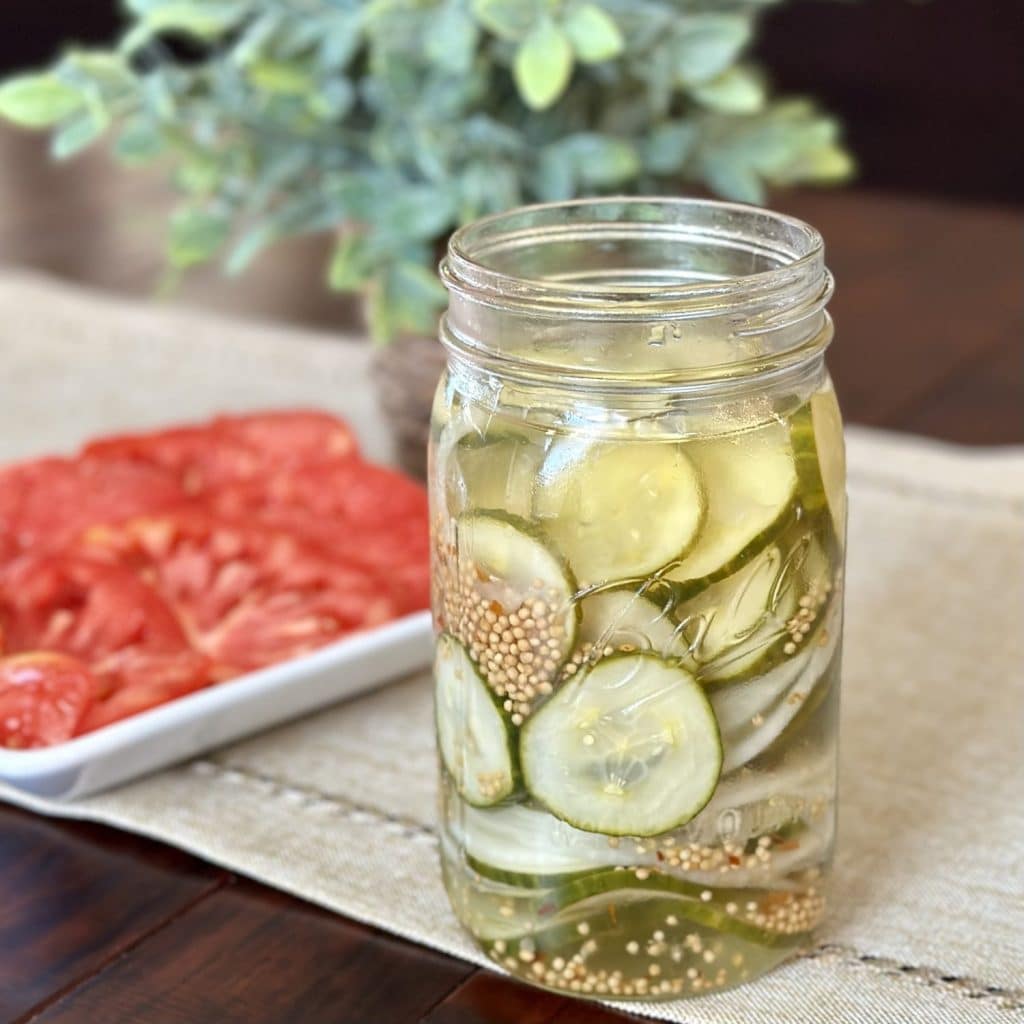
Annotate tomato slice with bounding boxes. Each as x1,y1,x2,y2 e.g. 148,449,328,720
79,511,396,674
84,427,259,497
0,456,186,553
77,649,214,734
0,652,94,748
84,409,359,496
0,554,190,676
213,410,359,465
207,461,430,614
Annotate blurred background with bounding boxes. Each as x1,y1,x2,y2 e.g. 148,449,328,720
4,0,1021,202
0,0,1020,443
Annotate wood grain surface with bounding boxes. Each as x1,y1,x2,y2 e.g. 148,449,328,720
0,125,1020,1023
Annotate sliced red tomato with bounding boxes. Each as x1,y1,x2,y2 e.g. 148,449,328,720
0,555,191,694
77,649,214,734
0,553,189,658
79,511,396,674
207,461,430,614
84,426,259,497
0,456,186,552
213,410,359,465
84,409,359,496
0,652,94,748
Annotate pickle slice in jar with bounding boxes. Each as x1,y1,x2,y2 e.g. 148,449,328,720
435,633,517,806
532,438,704,584
575,586,695,667
454,802,643,883
438,513,578,719
711,606,840,773
790,389,847,537
521,653,722,836
449,434,543,519
676,531,834,685
665,421,798,594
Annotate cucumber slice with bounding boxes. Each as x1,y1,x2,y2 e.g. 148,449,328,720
435,634,516,806
453,802,637,880
666,421,798,592
679,530,833,684
449,434,544,519
540,874,813,946
521,654,722,836
791,389,847,537
439,513,578,718
576,587,694,666
712,608,840,773
533,438,704,584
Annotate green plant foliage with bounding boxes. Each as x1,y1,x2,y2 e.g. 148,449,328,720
0,0,853,343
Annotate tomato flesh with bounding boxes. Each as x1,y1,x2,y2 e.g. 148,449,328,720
0,456,186,552
207,461,430,613
0,408,423,745
85,410,359,496
0,652,94,748
80,512,396,674
77,649,213,734
0,554,190,672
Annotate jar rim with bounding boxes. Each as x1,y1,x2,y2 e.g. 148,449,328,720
442,196,827,317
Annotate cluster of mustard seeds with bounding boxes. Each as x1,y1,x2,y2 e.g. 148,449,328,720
559,640,617,681
475,771,511,802
781,575,834,656
735,886,826,935
486,911,761,997
652,833,778,874
435,539,569,722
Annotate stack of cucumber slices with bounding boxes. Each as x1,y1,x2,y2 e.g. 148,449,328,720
435,400,841,861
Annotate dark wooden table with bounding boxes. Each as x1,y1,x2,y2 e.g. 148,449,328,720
0,127,1021,1023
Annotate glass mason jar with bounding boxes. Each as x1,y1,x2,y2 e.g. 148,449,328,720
429,198,845,1002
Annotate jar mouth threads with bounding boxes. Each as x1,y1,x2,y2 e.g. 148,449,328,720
440,197,833,387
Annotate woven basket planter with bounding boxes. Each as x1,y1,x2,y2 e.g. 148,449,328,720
370,333,446,480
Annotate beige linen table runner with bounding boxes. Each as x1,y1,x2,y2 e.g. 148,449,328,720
1,271,1021,1023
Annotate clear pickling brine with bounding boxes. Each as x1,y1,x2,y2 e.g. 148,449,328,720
430,199,845,1002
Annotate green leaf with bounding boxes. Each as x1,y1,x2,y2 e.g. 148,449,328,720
567,133,639,187
471,0,537,41
0,75,82,128
701,158,764,205
168,207,231,269
51,109,109,159
374,186,457,242
327,232,377,290
318,12,363,70
768,143,855,186
641,121,697,174
59,51,135,93
394,261,448,310
246,60,315,96
122,2,250,50
514,19,573,110
367,262,447,344
535,133,639,199
534,145,575,202
175,154,222,196
306,79,354,120
114,117,165,164
673,14,752,86
563,4,623,63
426,2,480,73
692,66,765,113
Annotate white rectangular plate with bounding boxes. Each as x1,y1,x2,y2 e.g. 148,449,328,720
0,610,433,801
